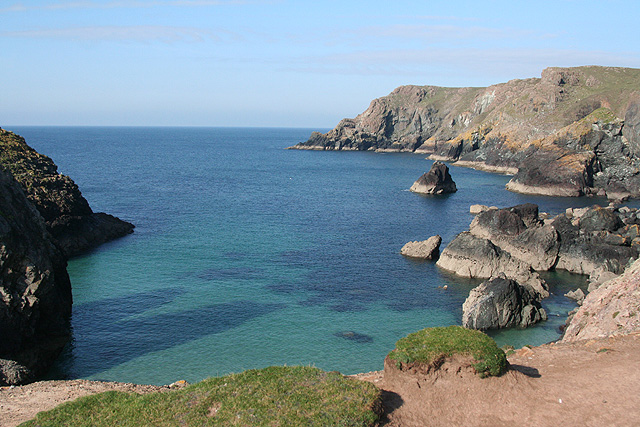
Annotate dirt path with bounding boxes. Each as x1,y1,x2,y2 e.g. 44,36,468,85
2,333,640,427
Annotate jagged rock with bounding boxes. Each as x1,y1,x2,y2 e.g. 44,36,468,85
291,66,640,198
577,206,624,232
563,258,640,342
435,231,548,298
0,128,134,257
400,235,442,259
438,203,640,317
462,277,547,330
469,204,496,215
564,288,586,305
409,162,457,195
0,167,72,385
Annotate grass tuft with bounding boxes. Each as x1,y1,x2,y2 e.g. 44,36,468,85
388,326,508,378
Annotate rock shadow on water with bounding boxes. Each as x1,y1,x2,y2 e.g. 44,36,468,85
334,331,374,343
49,287,285,379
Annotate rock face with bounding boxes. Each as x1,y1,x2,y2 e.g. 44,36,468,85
562,258,640,342
409,162,457,195
462,277,547,330
0,167,72,385
290,66,640,199
0,128,134,257
400,235,442,259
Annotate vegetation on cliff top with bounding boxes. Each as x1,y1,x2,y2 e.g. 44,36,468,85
21,366,382,427
388,326,508,378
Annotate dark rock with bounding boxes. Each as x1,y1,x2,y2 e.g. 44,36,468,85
470,203,538,239
578,206,624,233
409,161,457,194
462,277,547,330
0,167,72,385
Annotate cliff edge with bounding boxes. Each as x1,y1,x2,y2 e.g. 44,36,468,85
0,128,134,257
291,66,640,199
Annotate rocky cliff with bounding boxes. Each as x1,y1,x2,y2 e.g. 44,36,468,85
0,128,135,385
291,66,640,199
0,128,134,257
0,166,72,385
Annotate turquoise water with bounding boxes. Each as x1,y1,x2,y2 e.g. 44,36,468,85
11,126,612,385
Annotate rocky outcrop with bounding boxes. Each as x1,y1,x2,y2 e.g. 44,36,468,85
438,204,640,292
290,66,640,199
409,162,456,195
0,167,72,385
462,276,547,330
400,235,442,260
0,128,134,257
562,258,640,342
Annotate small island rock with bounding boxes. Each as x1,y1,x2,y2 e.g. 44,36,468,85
410,161,457,195
400,235,442,259
462,277,547,330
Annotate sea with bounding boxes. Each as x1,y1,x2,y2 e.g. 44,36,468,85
9,126,614,385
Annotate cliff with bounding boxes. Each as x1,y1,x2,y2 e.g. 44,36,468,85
0,128,135,385
0,128,134,257
0,166,72,385
291,66,640,199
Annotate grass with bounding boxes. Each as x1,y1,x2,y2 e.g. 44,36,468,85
387,326,508,378
20,366,382,427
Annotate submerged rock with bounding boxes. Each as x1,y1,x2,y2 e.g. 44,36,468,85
409,161,457,195
400,235,442,260
334,331,374,343
462,277,547,330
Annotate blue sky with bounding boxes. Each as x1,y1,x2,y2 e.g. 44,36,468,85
2,0,640,127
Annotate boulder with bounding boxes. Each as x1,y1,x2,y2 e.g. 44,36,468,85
0,167,72,385
564,288,586,305
400,235,442,259
462,277,547,330
409,161,457,195
577,206,624,233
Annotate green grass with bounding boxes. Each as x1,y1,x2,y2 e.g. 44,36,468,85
388,326,508,378
20,366,382,427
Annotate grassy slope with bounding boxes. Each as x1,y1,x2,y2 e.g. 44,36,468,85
20,366,382,427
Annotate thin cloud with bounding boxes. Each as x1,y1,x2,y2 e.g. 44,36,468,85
0,0,265,13
1,25,227,43
281,47,640,81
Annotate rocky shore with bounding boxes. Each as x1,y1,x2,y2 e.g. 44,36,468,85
0,128,134,386
290,66,640,199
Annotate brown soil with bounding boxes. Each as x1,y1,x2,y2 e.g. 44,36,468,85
356,332,640,426
2,333,640,427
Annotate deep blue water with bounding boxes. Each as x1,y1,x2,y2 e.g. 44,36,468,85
9,126,614,385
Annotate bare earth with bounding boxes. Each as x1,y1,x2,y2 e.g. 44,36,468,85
2,333,640,427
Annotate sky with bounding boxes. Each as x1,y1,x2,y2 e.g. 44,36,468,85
2,0,640,127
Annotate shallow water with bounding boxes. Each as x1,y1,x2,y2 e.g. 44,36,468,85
11,126,620,385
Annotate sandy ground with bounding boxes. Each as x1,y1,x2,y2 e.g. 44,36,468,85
2,333,640,427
